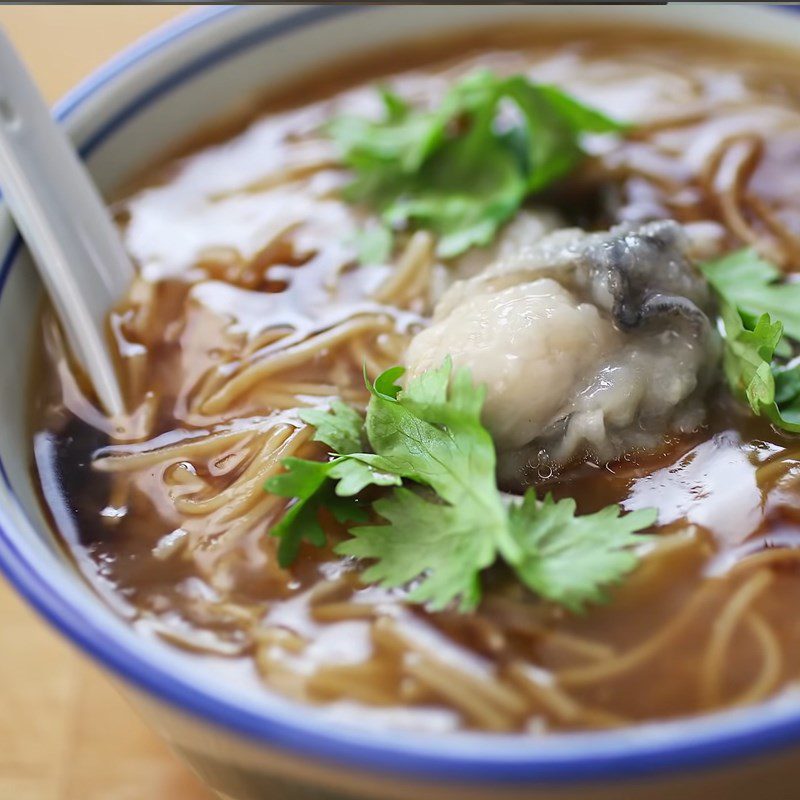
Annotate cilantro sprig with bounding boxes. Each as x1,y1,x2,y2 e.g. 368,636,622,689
701,249,800,433
328,71,625,258
265,360,655,612
266,400,399,566
702,248,800,342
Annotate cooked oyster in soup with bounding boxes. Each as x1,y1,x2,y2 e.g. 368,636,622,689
32,24,800,734
406,219,721,478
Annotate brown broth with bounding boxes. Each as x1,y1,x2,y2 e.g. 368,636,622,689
30,24,800,734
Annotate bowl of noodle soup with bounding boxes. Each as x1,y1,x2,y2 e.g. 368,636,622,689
5,5,800,800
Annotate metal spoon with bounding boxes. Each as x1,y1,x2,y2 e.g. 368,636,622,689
0,29,133,416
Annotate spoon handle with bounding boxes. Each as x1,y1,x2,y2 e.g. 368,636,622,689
0,29,133,416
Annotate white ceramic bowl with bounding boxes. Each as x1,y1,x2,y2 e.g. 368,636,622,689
4,6,800,800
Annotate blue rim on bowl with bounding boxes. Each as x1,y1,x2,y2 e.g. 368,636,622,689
3,3,800,785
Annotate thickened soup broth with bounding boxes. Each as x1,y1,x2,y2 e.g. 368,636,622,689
32,25,800,734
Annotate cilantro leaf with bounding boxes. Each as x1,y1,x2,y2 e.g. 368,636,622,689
715,296,800,432
372,365,404,400
298,401,365,454
265,402,396,566
328,457,401,497
328,71,625,258
509,492,656,612
718,300,783,415
384,128,527,258
701,248,800,342
328,87,443,176
534,84,626,134
266,454,397,567
340,487,492,611
267,361,655,611
499,79,623,193
701,249,800,433
346,224,394,266
774,362,800,407
360,360,515,565
336,360,517,609
265,457,336,566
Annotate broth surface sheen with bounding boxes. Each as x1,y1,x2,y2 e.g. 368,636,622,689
31,26,800,735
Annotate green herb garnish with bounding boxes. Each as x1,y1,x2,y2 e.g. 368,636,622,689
266,400,399,566
266,360,656,611
702,248,800,343
509,493,658,611
715,300,800,433
346,223,394,266
701,249,800,432
328,71,625,258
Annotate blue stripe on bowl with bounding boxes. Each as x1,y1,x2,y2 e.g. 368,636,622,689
2,3,800,785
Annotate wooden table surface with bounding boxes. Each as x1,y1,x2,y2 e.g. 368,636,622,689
0,7,212,799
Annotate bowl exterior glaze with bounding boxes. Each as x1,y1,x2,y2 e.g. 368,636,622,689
132,686,800,800
3,6,800,800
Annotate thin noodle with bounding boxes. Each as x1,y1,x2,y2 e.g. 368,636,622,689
505,662,628,728
699,569,773,706
177,425,310,518
242,326,294,358
372,231,434,306
374,618,527,729
312,602,377,622
483,595,615,662
728,612,783,708
729,547,800,575
201,315,395,413
557,581,720,687
94,428,264,472
405,656,522,732
308,662,400,705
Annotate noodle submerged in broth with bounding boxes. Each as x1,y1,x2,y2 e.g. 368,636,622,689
30,27,800,734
